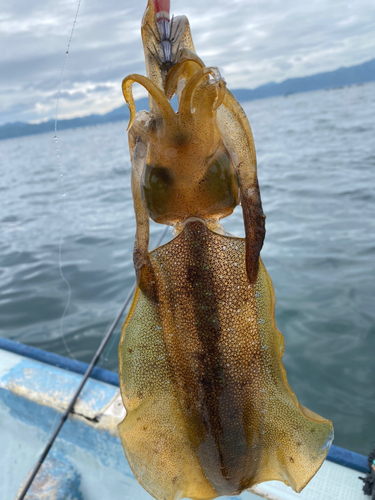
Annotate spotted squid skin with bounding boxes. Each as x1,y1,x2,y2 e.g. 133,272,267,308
119,221,333,500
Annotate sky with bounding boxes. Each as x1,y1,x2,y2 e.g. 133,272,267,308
1,0,374,125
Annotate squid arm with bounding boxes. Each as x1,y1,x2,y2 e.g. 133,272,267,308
128,114,157,302
217,90,266,283
123,72,175,301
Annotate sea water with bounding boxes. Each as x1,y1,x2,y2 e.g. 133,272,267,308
0,82,374,456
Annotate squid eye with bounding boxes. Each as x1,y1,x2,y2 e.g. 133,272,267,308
146,165,174,187
142,164,174,220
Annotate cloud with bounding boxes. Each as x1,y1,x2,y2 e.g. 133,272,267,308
1,0,374,124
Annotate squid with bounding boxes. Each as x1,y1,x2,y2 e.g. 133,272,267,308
118,1,333,499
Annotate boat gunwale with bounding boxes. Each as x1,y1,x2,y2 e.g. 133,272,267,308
0,336,119,387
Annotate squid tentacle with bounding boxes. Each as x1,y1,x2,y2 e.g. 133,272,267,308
164,55,204,100
122,73,176,130
178,66,226,120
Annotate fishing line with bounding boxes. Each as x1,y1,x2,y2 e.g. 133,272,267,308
58,239,75,359
33,0,84,451
55,0,83,360
16,226,168,500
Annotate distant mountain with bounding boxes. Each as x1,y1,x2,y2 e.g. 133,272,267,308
0,98,148,141
231,57,375,101
1,58,374,141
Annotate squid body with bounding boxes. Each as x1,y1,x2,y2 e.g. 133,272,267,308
118,2,333,499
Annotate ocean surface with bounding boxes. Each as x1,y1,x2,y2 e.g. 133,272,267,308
1,82,374,456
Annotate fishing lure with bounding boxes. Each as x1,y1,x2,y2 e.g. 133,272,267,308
118,1,333,499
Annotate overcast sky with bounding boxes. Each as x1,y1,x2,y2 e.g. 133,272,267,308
1,0,374,125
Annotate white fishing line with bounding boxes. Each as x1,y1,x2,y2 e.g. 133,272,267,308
54,0,83,361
